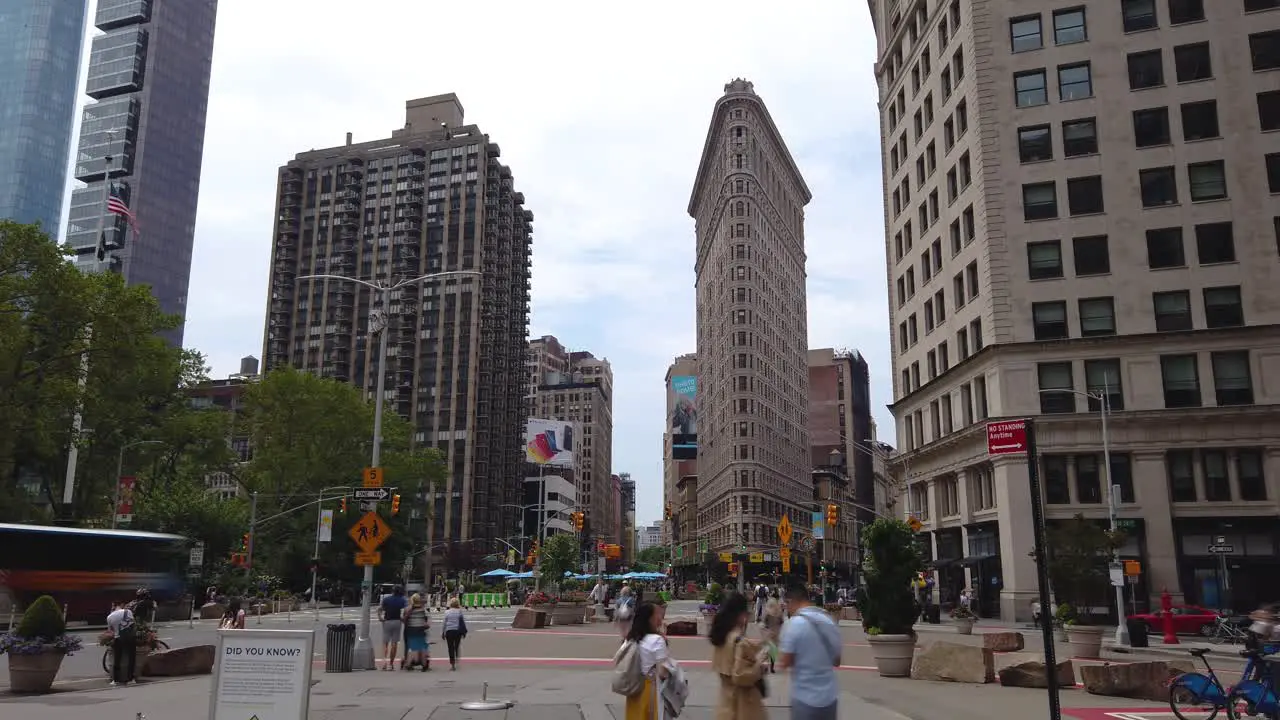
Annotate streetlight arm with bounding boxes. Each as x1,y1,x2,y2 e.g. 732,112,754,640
296,273,382,291
391,270,481,291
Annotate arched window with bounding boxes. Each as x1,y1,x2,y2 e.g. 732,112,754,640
735,180,745,193
735,201,745,216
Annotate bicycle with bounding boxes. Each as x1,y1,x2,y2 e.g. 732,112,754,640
1168,641,1279,720
1225,655,1280,720
1213,617,1252,645
102,639,170,676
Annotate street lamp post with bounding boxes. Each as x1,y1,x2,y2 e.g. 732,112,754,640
1041,379,1128,647
298,269,479,671
112,440,164,528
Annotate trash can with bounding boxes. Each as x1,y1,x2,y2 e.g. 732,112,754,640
1127,619,1149,648
325,623,356,673
926,605,941,624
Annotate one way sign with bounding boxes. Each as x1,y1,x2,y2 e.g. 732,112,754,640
352,488,393,501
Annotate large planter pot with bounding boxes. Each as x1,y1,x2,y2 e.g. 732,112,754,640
954,618,975,635
1066,625,1105,659
7,648,66,693
696,613,714,637
866,634,915,678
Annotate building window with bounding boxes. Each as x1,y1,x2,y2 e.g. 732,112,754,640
1015,69,1048,107
1122,0,1158,32
1267,153,1280,193
1259,91,1280,131
1023,181,1058,220
1058,63,1093,100
1167,450,1196,502
1085,358,1124,411
1146,227,1186,268
1204,286,1244,328
1238,451,1267,502
1133,107,1171,147
1043,455,1071,504
1160,354,1202,408
1168,0,1204,24
1140,166,1178,207
1038,362,1075,413
1187,161,1227,201
1127,50,1165,90
1110,454,1136,503
1245,0,1280,12
1154,290,1193,331
1174,42,1212,82
1054,8,1087,44
1203,451,1231,501
1250,30,1280,71
1018,125,1052,162
1067,175,1104,215
1073,235,1110,275
1033,301,1069,340
1028,240,1064,280
1062,117,1098,156
1011,15,1043,52
1181,100,1219,141
1211,350,1253,406
1079,297,1116,336
1076,455,1103,504
1196,221,1235,263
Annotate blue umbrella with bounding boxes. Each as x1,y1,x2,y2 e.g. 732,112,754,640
479,568,516,578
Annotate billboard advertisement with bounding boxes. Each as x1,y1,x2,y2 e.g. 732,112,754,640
811,510,825,540
525,418,576,468
670,375,698,460
115,476,137,525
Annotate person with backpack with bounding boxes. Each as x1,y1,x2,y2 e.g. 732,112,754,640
615,585,635,638
709,592,767,720
614,601,670,719
106,600,138,686
778,582,841,720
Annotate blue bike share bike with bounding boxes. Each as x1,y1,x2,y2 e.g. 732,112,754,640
1168,637,1278,720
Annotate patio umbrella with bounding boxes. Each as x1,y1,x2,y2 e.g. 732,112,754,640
479,568,516,578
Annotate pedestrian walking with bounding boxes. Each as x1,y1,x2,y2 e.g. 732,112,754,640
754,585,766,622
378,586,407,671
761,598,783,673
403,593,430,671
709,593,767,720
106,601,138,686
616,585,635,638
218,598,246,629
623,601,670,720
442,597,468,670
778,582,841,720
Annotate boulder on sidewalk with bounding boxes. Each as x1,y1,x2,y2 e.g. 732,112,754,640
1080,660,1194,701
511,607,546,630
911,641,995,683
983,632,1025,652
199,602,226,620
999,659,1075,688
665,620,697,636
139,645,216,677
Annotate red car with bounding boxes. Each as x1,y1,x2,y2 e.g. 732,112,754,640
1127,605,1221,636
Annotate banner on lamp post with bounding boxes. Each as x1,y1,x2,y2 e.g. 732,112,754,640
115,476,137,525
811,511,825,540
318,509,334,543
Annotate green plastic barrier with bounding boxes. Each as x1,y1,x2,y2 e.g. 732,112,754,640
464,593,475,608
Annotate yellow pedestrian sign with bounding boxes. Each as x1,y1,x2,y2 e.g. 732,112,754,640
349,511,391,553
777,515,793,546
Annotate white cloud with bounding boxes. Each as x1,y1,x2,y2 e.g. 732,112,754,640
183,0,888,531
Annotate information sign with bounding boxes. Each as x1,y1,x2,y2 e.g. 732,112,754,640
209,629,314,720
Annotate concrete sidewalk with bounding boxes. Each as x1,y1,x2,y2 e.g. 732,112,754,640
0,665,912,720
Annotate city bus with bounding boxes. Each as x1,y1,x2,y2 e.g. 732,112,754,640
0,523,190,624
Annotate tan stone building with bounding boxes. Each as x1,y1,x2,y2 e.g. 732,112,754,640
869,0,1280,619
525,335,616,545
689,79,814,562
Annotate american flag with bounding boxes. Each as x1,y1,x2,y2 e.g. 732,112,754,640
106,183,137,231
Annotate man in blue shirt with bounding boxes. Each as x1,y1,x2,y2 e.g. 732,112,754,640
778,582,841,719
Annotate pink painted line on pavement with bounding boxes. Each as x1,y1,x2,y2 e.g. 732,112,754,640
310,657,879,671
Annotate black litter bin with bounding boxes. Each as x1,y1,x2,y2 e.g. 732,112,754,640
927,605,941,624
325,623,356,672
1127,619,1149,648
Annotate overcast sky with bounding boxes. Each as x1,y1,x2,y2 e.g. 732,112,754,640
163,0,889,529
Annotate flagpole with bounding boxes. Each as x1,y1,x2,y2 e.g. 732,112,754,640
62,133,115,512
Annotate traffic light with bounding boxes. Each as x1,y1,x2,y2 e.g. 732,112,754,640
531,539,540,558
340,498,347,514
571,511,584,531
241,533,250,551
391,494,401,515
728,562,738,576
826,503,839,527
664,504,672,520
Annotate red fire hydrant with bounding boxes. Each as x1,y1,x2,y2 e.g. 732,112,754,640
1161,588,1180,645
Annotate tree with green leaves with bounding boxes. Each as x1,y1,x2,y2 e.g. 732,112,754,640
634,546,669,571
1042,514,1125,624
538,532,580,588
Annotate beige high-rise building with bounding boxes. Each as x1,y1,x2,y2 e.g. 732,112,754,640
870,1,1280,620
525,335,616,544
689,79,814,561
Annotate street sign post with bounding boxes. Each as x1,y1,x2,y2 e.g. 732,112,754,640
353,488,393,502
349,511,391,555
1207,544,1234,554
362,467,384,488
987,420,1028,455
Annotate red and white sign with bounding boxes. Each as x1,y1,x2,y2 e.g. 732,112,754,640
986,420,1028,455
115,476,138,524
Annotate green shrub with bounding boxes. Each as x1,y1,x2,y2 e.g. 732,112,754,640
16,596,66,640
704,582,724,605
857,518,924,636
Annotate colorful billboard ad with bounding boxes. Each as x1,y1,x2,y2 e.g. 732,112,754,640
670,375,698,460
525,418,576,468
811,511,825,540
115,476,137,525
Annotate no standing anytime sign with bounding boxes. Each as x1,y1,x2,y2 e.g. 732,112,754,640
986,420,1028,456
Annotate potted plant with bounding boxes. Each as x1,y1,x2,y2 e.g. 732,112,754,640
697,583,724,635
0,595,84,693
950,604,977,635
1041,515,1125,659
857,518,924,677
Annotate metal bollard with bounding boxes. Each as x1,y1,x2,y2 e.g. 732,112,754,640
340,598,345,620
256,603,262,625
189,597,195,629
